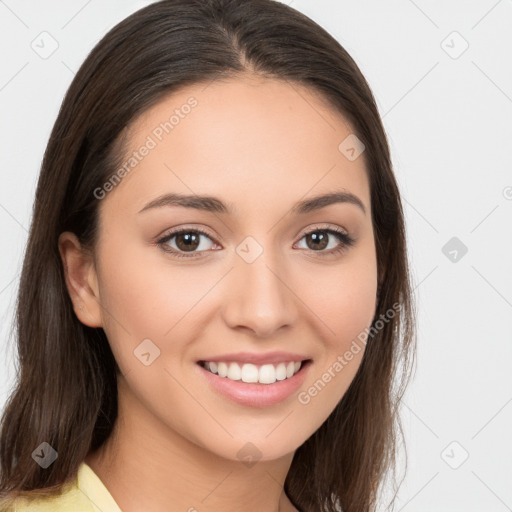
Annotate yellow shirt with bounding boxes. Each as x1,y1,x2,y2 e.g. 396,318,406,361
7,462,123,512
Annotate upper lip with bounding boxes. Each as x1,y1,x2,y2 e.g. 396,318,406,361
197,351,311,365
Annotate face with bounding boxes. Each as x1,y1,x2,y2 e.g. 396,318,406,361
62,75,378,464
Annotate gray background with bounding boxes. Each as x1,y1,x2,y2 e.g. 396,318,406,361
1,1,511,510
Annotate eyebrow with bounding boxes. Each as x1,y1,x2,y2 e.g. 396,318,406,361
138,190,366,216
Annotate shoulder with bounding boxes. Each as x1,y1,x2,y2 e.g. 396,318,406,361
4,483,95,512
2,461,121,512
3,463,102,512
5,490,95,512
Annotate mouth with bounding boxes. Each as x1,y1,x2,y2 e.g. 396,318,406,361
196,358,313,407
197,359,312,385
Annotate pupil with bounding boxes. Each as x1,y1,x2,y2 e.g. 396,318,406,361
308,231,328,250
177,233,199,251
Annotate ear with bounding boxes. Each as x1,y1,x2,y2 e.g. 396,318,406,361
58,231,103,328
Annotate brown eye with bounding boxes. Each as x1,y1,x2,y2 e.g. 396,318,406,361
157,228,217,258
174,232,201,252
295,227,356,256
304,231,329,251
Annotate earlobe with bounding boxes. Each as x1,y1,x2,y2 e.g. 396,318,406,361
58,231,103,328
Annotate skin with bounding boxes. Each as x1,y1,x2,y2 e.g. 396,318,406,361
59,74,378,512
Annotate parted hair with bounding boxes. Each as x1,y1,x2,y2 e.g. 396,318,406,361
0,1,416,511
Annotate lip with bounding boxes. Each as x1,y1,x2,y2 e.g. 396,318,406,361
196,351,310,366
196,359,312,408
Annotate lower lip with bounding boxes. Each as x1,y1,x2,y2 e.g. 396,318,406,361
196,360,312,408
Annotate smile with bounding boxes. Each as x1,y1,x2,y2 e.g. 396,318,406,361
196,359,312,407
200,360,303,384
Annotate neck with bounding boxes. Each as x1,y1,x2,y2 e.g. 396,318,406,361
85,374,297,512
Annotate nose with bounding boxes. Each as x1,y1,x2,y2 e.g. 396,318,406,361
221,249,298,338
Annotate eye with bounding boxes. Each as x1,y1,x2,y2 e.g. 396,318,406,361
295,226,356,256
156,228,218,258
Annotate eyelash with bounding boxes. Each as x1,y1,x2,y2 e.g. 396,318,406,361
156,225,356,259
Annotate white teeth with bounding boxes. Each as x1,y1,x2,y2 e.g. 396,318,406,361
227,362,241,380
259,364,276,384
275,363,287,381
217,362,228,377
240,363,259,383
202,360,305,384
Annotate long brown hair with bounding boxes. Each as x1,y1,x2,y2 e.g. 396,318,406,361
0,1,416,510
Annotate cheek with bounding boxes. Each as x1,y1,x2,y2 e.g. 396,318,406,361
95,237,221,366
294,265,376,435
329,269,377,340
305,253,378,349
311,271,375,386
301,242,377,398
93,238,174,362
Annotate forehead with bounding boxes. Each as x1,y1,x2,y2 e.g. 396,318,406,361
101,75,370,218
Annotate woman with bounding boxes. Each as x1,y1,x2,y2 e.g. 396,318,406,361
0,0,416,511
